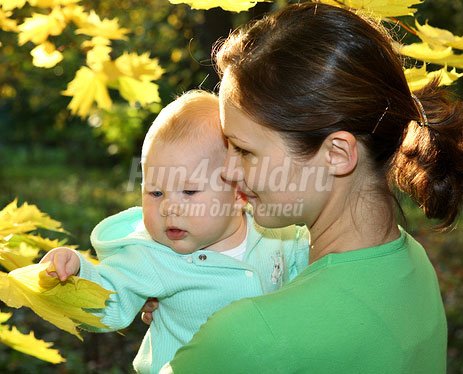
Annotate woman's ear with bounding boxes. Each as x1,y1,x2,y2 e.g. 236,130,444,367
323,131,358,176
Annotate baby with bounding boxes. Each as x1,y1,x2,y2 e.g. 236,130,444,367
41,90,309,374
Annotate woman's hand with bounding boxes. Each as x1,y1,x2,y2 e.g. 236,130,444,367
141,298,159,325
40,247,80,281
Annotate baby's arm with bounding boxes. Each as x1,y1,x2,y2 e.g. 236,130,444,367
40,246,164,332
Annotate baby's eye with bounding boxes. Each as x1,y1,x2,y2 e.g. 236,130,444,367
149,191,163,198
183,190,198,196
232,144,250,156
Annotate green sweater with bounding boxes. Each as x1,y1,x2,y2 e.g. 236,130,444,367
165,227,447,374
77,207,309,373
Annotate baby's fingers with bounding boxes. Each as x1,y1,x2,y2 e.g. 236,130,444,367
52,251,73,281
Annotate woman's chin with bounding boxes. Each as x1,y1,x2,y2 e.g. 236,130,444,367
249,197,303,228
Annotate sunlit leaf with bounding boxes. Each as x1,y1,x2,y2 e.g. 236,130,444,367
415,21,463,51
5,234,69,252
405,64,463,91
0,0,27,11
101,60,124,88
168,0,268,12
0,199,64,239
0,312,12,324
114,52,164,82
31,41,63,68
61,4,88,27
18,8,67,46
0,243,40,271
76,10,129,40
400,42,463,69
0,263,113,339
81,36,111,49
30,0,80,7
0,323,65,364
319,0,422,17
86,44,112,72
62,66,112,117
78,250,99,265
118,76,161,106
0,9,18,32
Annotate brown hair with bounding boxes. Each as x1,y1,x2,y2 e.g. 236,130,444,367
215,2,463,229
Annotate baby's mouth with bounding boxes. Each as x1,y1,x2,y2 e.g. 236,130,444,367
166,227,188,240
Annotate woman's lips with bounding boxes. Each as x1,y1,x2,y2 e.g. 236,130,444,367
166,228,187,240
237,187,258,200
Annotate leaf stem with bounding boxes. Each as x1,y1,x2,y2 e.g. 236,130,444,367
388,17,417,36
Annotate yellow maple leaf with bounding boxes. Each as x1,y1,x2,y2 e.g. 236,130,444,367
0,312,65,364
0,9,18,32
118,76,161,106
168,0,268,12
30,0,80,7
319,0,422,17
0,312,12,324
61,4,88,28
81,36,111,49
5,233,69,252
400,42,463,69
31,41,63,68
0,200,63,239
76,10,129,40
415,21,463,51
0,0,27,11
62,66,112,117
102,60,124,88
0,326,65,363
0,243,40,271
405,64,463,91
86,44,112,72
114,52,164,82
18,8,67,46
0,263,113,339
78,249,100,265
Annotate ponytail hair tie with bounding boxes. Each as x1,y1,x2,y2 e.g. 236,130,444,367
411,93,429,127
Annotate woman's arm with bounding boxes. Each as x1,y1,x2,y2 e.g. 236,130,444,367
162,298,276,373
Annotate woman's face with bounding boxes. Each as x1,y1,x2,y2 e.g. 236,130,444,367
219,71,331,228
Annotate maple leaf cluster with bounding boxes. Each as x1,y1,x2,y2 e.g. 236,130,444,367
0,0,163,117
0,200,112,363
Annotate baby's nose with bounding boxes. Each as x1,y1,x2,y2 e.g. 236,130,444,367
160,199,184,217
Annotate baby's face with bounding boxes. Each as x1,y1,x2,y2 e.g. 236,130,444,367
142,139,244,254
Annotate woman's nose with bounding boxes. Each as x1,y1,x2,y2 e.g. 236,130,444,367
221,148,245,183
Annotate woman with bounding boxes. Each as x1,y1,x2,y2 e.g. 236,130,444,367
154,3,462,373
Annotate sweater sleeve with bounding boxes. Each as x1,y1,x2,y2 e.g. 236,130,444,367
164,298,277,374
76,245,165,332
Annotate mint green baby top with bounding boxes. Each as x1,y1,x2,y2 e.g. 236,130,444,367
166,227,447,374
77,207,309,374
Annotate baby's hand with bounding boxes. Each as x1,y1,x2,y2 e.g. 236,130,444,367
40,247,80,281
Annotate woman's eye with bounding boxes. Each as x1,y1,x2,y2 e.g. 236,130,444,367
149,191,163,198
232,144,250,156
183,190,198,196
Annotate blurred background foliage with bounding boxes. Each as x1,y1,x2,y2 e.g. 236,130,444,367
0,0,462,372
